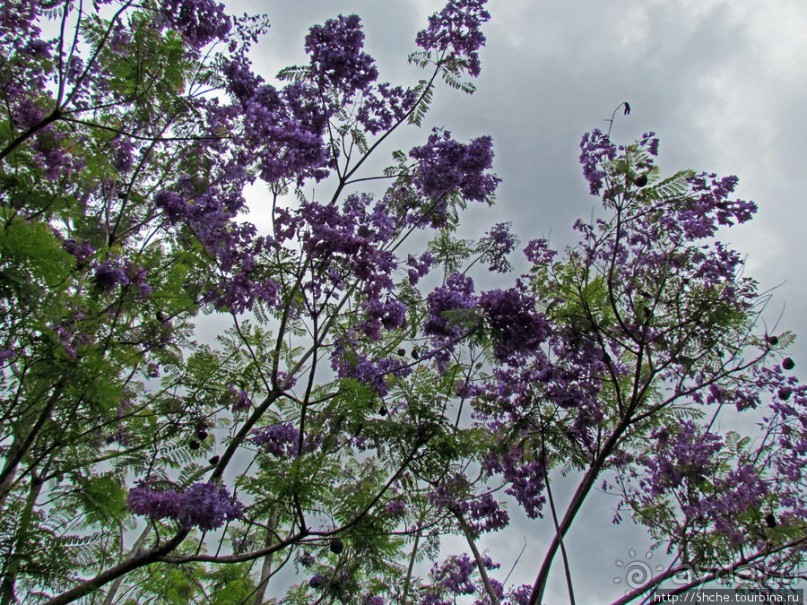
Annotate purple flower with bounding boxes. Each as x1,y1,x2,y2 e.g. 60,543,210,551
64,238,95,267
407,251,436,285
159,0,232,49
251,422,301,457
523,239,556,266
128,480,243,530
309,573,327,589
424,273,477,339
305,15,378,95
579,129,616,196
385,499,406,516
478,222,516,272
410,130,500,226
357,83,418,134
478,286,548,361
432,553,476,595
415,0,491,77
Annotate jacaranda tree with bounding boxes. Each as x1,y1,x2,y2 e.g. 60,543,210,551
0,0,804,603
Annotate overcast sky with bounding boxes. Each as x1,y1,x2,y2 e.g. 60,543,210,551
222,0,807,600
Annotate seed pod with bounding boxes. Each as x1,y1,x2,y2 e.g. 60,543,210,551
209,455,220,465
778,388,792,401
378,406,388,416
765,513,777,528
397,348,406,357
767,335,779,346
782,357,796,371
189,440,200,450
633,174,648,187
195,429,209,440
329,538,344,555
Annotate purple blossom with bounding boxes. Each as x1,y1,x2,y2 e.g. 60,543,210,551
385,499,406,516
640,131,659,156
128,480,244,530
410,130,500,226
505,585,532,605
642,422,722,495
484,450,546,519
357,83,418,134
523,238,556,266
309,573,327,589
478,286,548,361
331,347,410,396
478,222,516,272
424,273,476,339
159,0,232,49
432,553,476,595
227,385,252,411
579,129,616,196
251,422,301,457
305,15,378,96
64,238,95,267
92,258,151,297
298,551,316,567
415,0,491,77
407,251,436,285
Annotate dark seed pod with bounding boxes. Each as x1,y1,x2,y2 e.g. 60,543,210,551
195,429,209,440
765,513,777,528
411,348,420,360
767,335,779,346
189,440,200,450
378,406,388,416
782,357,796,371
329,538,344,555
397,348,406,357
778,388,792,401
633,174,648,188
156,310,169,323
209,455,220,465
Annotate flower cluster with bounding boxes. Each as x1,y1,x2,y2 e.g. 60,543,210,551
424,273,476,339
634,422,771,544
250,422,301,458
305,15,378,96
406,251,436,286
409,129,499,226
478,285,548,361
641,422,722,495
127,480,244,530
159,0,232,50
523,238,556,266
93,258,152,297
357,83,418,134
415,0,491,77
431,553,477,595
221,57,331,183
477,222,516,273
483,449,546,519
578,129,617,196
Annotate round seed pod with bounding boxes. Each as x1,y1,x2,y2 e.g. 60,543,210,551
329,538,344,555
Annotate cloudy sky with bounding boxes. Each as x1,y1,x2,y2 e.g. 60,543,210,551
223,0,807,600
